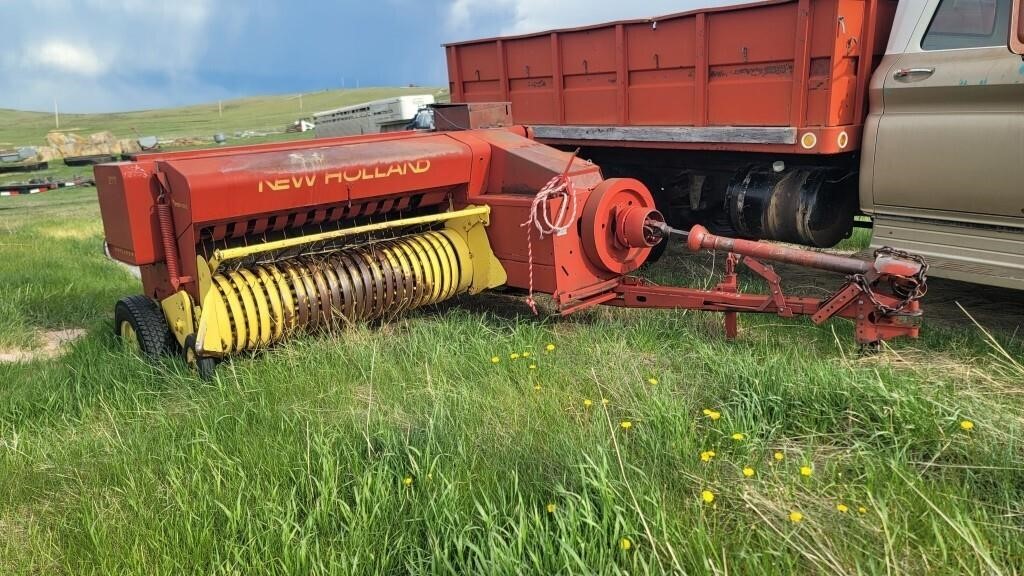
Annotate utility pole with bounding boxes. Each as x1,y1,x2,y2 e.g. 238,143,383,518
54,98,60,129
218,100,223,118
299,93,303,111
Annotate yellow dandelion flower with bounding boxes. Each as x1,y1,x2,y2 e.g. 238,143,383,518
701,490,715,503
836,503,849,513
583,399,593,408
403,477,413,487
523,352,531,358
731,433,745,441
702,408,712,416
490,356,500,364
620,421,633,430
708,411,721,421
743,467,755,478
774,451,784,461
858,506,867,514
700,450,716,462
534,384,542,391
510,353,520,360
960,420,974,431
546,343,556,352
648,377,659,385
789,511,803,523
529,364,537,370
602,398,610,406
546,503,556,514
619,537,632,551
800,466,813,477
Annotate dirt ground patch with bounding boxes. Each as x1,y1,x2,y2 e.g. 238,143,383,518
0,328,86,363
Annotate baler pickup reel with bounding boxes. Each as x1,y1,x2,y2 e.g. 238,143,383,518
185,206,505,359
96,126,926,377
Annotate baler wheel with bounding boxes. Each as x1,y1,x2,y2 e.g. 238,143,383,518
183,334,217,381
114,295,176,361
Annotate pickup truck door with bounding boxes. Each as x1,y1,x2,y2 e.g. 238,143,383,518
870,0,1024,220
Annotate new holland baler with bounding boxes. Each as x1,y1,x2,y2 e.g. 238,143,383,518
96,118,925,377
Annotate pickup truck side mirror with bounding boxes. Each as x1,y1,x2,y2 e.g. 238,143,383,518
1012,0,1024,54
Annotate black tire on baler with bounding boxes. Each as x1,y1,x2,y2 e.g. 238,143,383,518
183,334,217,381
114,295,176,361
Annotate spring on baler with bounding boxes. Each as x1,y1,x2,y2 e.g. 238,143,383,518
155,201,182,287
207,231,471,353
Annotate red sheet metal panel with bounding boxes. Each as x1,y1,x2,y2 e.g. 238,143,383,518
159,134,476,230
445,0,897,155
625,16,698,125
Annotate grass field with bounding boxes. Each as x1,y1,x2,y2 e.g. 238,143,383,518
0,87,446,186
2,182,1023,574
0,87,446,145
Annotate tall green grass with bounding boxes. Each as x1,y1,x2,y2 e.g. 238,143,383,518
1,188,1022,574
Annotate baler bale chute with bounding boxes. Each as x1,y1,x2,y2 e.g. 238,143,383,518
96,118,926,378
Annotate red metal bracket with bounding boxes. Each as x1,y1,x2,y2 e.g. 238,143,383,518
740,256,793,317
811,282,861,325
718,253,739,338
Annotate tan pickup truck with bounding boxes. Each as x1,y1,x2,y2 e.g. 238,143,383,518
863,0,1024,289
446,0,1024,289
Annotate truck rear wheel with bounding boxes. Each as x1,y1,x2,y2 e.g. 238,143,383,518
114,295,175,361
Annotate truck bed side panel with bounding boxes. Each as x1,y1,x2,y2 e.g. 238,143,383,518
446,0,898,155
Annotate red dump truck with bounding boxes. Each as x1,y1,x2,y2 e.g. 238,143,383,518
445,0,1024,289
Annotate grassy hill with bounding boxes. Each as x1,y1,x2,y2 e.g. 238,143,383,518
0,87,446,185
0,87,447,148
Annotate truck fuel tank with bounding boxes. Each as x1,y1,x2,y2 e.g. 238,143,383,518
725,165,858,248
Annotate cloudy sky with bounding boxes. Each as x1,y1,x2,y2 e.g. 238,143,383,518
0,0,735,113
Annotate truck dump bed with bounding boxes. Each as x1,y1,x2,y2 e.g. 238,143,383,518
445,0,896,155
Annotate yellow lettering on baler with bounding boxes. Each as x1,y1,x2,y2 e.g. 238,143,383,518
259,160,433,192
259,178,292,192
292,174,316,188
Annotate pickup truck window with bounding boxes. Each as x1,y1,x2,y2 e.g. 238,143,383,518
922,0,1010,49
